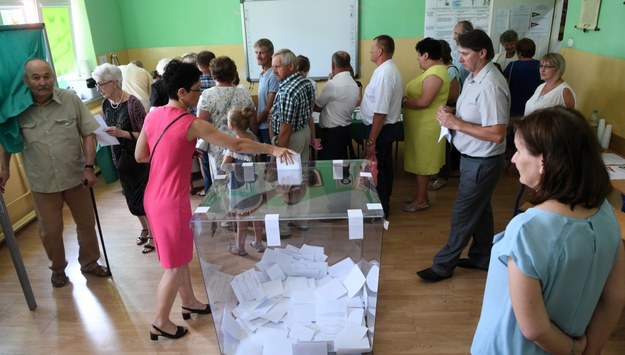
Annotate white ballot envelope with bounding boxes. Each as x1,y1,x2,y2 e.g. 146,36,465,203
277,153,302,185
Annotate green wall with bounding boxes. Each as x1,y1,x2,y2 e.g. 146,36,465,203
563,0,625,60
84,0,126,54
85,0,425,51
118,0,243,48
360,0,424,39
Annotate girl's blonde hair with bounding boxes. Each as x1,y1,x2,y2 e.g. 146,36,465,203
228,106,254,131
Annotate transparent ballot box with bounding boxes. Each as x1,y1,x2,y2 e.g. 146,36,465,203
191,160,385,355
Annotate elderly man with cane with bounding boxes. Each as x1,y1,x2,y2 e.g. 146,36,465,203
0,58,110,288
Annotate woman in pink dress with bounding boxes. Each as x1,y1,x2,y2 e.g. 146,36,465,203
135,60,294,341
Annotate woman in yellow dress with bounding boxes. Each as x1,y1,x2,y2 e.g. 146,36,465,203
402,38,450,212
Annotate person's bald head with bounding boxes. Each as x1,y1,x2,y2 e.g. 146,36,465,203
23,58,56,104
332,51,351,69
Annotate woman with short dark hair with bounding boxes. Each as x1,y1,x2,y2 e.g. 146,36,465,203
472,106,625,354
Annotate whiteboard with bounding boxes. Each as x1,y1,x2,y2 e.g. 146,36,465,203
241,0,359,82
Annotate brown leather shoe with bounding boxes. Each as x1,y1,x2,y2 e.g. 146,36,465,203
51,271,68,287
81,265,111,277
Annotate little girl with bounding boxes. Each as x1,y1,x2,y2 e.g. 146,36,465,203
223,106,266,256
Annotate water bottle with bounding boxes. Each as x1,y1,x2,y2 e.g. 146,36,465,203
589,110,599,131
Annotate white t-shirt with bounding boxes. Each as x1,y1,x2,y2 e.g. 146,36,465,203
359,59,403,125
315,71,360,128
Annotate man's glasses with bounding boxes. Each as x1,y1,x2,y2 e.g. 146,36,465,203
95,80,113,89
189,88,202,93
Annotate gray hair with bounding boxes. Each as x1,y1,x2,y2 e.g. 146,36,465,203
156,57,173,76
499,29,519,45
541,53,566,79
92,63,122,85
273,48,296,66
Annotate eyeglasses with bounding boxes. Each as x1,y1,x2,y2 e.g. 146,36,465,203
95,80,113,89
539,64,555,69
189,88,202,93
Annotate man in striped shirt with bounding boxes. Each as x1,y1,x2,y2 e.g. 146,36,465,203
270,48,315,159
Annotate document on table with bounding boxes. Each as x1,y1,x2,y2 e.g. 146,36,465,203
606,165,625,180
93,114,119,146
603,153,625,165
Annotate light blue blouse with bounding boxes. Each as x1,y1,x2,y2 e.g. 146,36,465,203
471,200,621,354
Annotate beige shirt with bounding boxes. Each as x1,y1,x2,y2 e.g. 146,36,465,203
120,63,152,111
18,88,99,193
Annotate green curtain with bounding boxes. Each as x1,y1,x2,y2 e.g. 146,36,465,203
0,24,47,154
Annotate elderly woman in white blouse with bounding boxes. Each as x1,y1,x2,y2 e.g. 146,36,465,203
524,53,576,115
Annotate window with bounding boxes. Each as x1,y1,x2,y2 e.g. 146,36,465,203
0,0,78,77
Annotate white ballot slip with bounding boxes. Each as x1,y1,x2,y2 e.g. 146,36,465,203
347,209,363,240
439,125,451,143
277,153,302,185
93,114,120,146
265,214,281,247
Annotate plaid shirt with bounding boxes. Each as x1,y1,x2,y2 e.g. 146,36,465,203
200,73,216,91
271,73,314,135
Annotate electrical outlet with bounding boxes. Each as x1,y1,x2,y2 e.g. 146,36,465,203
98,55,107,64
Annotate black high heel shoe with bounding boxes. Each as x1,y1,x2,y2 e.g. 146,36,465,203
181,304,211,320
150,324,188,341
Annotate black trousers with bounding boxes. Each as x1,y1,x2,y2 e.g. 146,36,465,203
318,125,350,160
366,122,400,218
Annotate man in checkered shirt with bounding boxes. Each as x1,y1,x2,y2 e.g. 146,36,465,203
270,48,315,160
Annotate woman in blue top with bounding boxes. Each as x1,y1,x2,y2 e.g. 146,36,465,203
472,107,625,354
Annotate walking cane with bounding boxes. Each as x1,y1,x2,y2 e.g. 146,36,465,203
88,187,112,276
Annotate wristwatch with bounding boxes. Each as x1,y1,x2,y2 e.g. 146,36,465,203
84,164,95,170
365,138,375,146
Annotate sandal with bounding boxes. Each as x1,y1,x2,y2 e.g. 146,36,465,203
142,237,155,254
228,244,247,257
136,229,149,245
429,178,447,191
249,241,266,253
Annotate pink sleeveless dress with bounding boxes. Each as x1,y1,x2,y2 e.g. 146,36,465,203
143,106,196,269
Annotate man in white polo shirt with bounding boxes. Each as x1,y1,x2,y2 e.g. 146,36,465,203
314,51,360,160
360,34,404,220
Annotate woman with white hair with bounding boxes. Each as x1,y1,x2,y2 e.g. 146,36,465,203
92,63,153,253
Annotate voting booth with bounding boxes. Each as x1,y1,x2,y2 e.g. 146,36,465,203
191,160,384,355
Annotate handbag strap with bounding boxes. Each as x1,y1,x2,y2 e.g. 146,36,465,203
149,112,190,164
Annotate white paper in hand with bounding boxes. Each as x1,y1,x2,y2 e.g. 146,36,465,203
439,125,451,143
93,114,120,146
277,153,302,185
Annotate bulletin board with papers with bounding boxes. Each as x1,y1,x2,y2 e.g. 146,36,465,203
191,160,384,354
424,0,491,52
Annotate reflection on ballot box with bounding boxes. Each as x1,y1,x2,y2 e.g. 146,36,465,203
191,160,385,354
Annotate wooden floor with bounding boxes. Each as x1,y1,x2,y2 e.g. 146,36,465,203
1,151,624,354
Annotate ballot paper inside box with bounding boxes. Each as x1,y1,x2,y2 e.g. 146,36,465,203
191,160,384,355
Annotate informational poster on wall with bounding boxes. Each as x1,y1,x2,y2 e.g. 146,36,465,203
424,0,491,49
490,0,554,60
